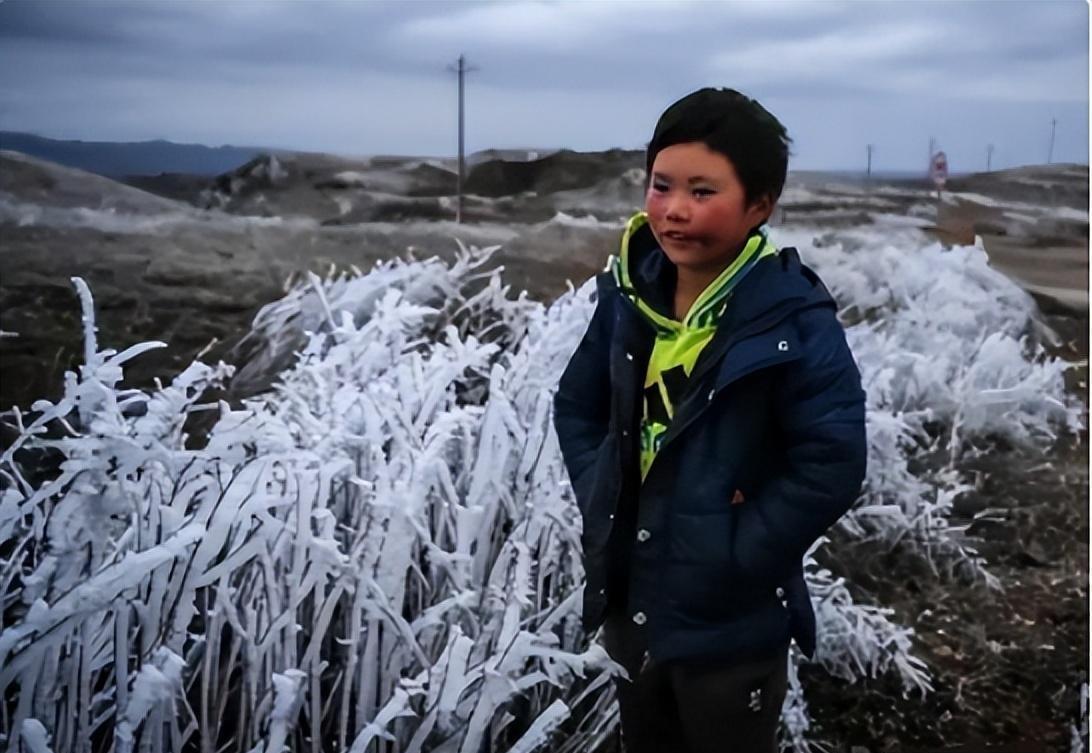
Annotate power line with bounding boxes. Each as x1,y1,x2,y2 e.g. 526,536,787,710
446,54,478,223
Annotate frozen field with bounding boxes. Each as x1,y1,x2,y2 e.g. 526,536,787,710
0,148,1087,752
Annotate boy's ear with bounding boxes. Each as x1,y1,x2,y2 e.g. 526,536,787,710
748,194,775,225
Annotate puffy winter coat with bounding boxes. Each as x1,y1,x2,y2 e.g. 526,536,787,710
553,214,867,666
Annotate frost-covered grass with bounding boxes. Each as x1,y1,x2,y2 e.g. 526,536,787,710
0,225,1082,752
775,225,1081,583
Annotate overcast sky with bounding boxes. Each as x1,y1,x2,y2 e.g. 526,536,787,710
1,0,1087,172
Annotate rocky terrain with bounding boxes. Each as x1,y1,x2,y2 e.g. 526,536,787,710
0,146,1086,750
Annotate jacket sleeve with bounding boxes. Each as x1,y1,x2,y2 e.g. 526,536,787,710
552,282,614,511
731,304,867,590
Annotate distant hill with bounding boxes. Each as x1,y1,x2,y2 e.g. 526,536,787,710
0,131,267,177
467,148,561,167
465,148,643,197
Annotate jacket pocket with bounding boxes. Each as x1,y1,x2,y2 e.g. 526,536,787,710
668,510,735,565
664,511,756,622
729,500,789,594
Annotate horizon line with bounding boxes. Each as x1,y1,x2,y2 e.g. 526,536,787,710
3,129,1087,176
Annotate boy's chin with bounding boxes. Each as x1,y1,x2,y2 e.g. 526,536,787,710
661,245,734,274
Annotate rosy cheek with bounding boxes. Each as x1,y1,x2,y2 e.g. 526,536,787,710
645,189,665,214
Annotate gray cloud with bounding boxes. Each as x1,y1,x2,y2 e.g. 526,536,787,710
0,0,1086,170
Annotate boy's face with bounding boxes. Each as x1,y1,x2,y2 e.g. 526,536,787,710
645,141,773,277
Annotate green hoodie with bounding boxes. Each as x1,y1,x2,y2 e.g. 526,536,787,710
610,211,778,481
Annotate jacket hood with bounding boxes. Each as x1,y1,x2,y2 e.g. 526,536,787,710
608,211,837,332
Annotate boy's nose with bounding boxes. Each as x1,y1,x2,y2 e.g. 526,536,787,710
665,197,690,222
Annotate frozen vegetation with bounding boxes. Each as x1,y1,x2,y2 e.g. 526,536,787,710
0,209,1083,752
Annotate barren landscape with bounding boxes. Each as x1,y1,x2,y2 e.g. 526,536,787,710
0,147,1086,751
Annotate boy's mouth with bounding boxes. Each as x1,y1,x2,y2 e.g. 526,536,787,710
663,231,700,244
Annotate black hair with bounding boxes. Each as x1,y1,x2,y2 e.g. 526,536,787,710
645,87,792,209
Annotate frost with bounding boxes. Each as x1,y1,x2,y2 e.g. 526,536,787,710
544,211,624,229
116,649,187,751
0,190,321,234
19,720,54,753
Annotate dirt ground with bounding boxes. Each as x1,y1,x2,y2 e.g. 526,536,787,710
805,430,1088,752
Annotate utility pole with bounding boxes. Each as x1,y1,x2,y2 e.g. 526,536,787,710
446,54,478,223
987,144,994,172
1047,117,1057,164
928,136,936,176
865,144,874,179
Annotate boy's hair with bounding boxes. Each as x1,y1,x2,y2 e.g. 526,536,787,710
646,87,792,208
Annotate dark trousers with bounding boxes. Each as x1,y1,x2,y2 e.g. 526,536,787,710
601,610,789,753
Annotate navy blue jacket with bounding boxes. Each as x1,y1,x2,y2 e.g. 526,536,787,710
553,227,867,666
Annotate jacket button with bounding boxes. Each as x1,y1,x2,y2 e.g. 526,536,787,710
632,612,647,625
625,352,634,361
707,389,716,402
608,513,615,520
776,587,786,599
636,529,651,542
622,429,629,437
599,588,606,595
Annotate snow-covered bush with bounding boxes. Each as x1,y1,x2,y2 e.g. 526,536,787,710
771,225,1082,587
0,248,625,753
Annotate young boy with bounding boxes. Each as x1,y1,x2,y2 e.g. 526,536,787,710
552,88,867,752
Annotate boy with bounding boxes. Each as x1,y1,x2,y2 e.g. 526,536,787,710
552,88,867,753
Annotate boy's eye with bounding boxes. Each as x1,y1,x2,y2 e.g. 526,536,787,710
650,183,713,197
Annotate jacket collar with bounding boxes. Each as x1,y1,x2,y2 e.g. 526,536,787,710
607,211,836,334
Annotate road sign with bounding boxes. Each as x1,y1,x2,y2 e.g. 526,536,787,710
930,151,949,189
